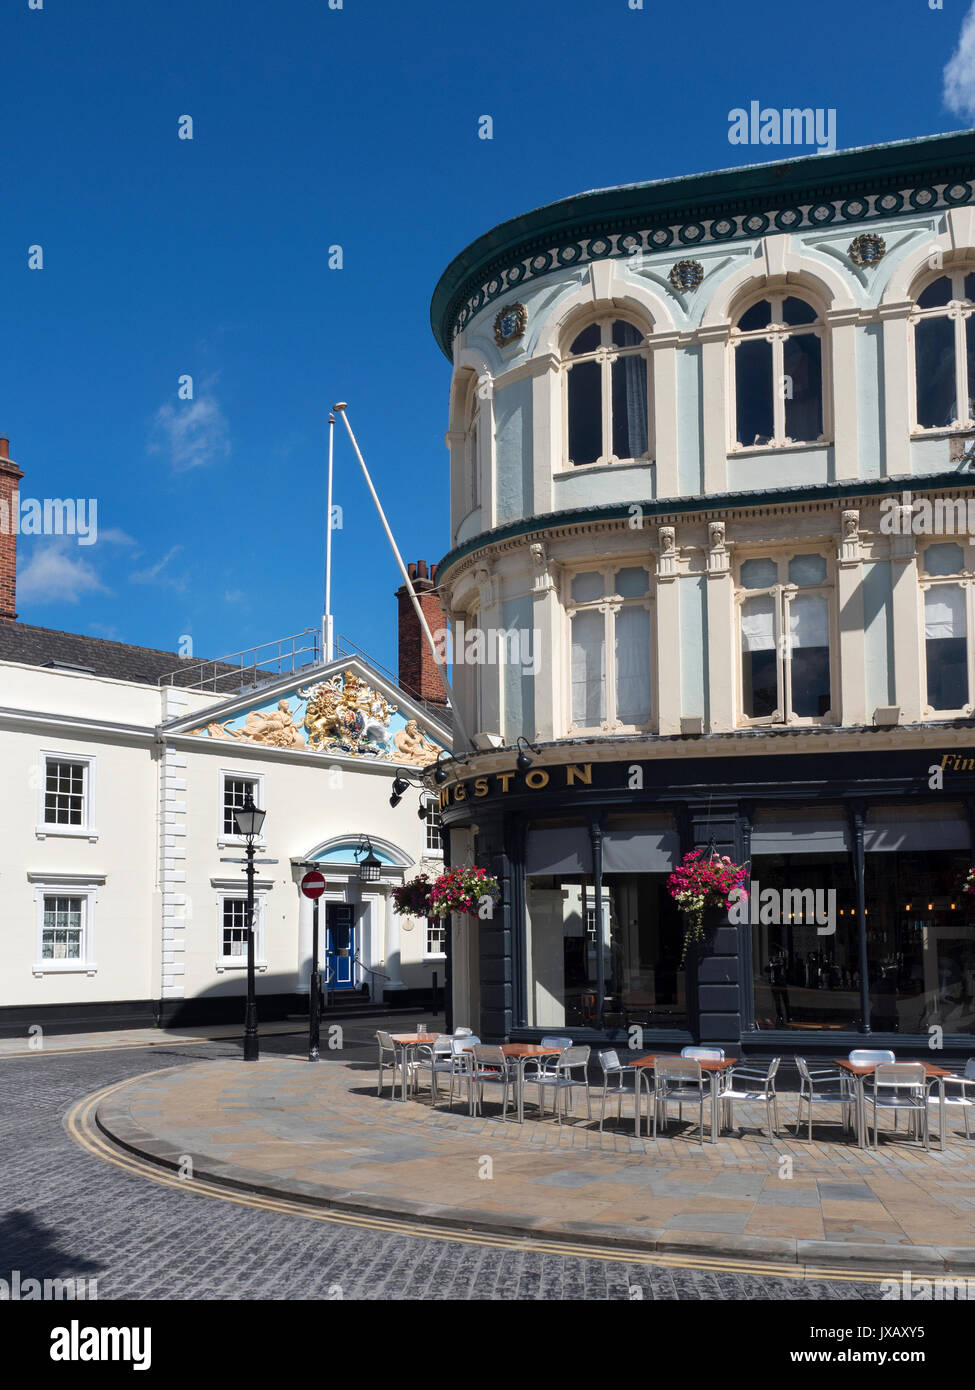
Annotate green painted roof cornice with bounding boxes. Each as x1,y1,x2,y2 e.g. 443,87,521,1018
434,469,975,584
430,128,975,358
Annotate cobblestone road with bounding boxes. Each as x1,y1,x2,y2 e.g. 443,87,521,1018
0,1035,889,1300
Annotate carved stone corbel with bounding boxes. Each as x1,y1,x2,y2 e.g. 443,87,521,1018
839,508,861,565
707,520,729,575
657,525,678,579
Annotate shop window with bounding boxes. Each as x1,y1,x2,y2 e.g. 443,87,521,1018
525,870,686,1029
732,294,825,449
912,270,975,430
738,553,831,723
750,853,859,1030
567,567,652,732
863,851,975,1034
564,317,650,467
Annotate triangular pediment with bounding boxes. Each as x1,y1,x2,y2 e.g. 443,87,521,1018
161,655,450,767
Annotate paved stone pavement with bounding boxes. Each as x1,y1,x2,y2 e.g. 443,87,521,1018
94,1031,975,1271
0,1028,894,1300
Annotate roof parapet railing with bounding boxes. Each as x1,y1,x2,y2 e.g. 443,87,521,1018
158,627,322,694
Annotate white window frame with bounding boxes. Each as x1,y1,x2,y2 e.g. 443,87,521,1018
423,795,443,857
30,874,104,976
729,292,830,452
561,314,653,470
918,544,975,717
909,268,975,435
218,769,267,848
735,552,835,728
424,917,447,960
564,564,655,735
215,886,269,972
36,751,97,841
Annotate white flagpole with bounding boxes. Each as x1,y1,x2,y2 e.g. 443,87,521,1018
323,411,335,662
333,403,473,752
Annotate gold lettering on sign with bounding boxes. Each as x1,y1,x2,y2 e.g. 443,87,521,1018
497,772,515,793
566,764,592,787
440,788,450,809
454,783,467,801
525,769,549,789
474,778,489,797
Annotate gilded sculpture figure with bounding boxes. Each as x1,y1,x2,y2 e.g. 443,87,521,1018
392,718,441,767
299,670,396,756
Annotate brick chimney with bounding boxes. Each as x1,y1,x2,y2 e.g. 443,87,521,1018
0,436,24,621
396,561,448,705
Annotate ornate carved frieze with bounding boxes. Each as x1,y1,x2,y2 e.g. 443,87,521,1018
657,525,678,579
839,508,861,565
707,520,730,575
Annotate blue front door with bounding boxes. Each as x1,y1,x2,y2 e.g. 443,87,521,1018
326,903,357,990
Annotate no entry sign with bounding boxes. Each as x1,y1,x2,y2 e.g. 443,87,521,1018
301,870,327,900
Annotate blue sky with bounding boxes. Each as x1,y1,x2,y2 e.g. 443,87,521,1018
4,0,975,675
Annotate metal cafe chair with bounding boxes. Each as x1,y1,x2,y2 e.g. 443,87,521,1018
470,1044,517,1121
446,1036,480,1113
376,1030,400,1097
849,1049,896,1065
718,1058,781,1140
453,1027,474,1036
596,1049,642,1133
681,1046,727,1099
537,1035,573,1071
523,1044,592,1125
412,1034,454,1102
794,1056,856,1140
653,1057,709,1145
870,1063,930,1150
929,1057,975,1140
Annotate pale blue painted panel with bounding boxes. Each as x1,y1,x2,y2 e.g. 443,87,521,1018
553,461,653,511
857,324,882,481
494,378,533,523
679,575,708,720
727,446,832,493
677,344,703,496
862,561,895,709
910,436,952,478
501,595,536,744
456,507,483,545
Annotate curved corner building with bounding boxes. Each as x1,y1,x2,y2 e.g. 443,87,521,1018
430,129,975,1060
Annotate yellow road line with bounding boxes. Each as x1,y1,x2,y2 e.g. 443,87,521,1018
64,1074,903,1285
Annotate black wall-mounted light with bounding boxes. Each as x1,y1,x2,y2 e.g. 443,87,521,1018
516,735,540,772
389,769,412,808
355,836,382,883
433,750,451,785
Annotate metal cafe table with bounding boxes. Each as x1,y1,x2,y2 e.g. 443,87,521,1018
387,1033,441,1101
834,1057,951,1151
631,1054,736,1144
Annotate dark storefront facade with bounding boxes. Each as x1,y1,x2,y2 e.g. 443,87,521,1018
439,746,975,1065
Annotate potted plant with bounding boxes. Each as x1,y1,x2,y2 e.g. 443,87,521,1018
667,849,748,964
428,866,501,919
391,873,433,918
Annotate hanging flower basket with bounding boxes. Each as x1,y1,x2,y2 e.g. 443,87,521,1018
391,873,433,918
964,867,975,898
667,849,748,964
428,866,501,919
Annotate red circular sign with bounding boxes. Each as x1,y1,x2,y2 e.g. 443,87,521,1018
301,870,327,900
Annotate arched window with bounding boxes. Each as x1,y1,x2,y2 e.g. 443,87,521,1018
731,294,825,449
563,317,649,467
911,270,975,431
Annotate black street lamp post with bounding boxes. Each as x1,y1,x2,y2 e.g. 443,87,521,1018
233,789,267,1062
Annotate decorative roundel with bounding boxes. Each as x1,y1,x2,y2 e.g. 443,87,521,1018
877,192,902,213
744,214,769,234
848,232,886,268
487,279,500,296
531,252,552,273
507,263,523,283
651,227,673,246
470,291,483,312
494,302,527,349
679,222,705,243
668,259,705,292
619,234,641,256
558,244,581,264
810,203,835,223
588,237,612,258
841,199,866,219
774,208,800,230
946,183,972,204
711,218,736,239
910,187,937,210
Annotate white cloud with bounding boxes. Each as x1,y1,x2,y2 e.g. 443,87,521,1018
943,2,975,117
149,388,231,472
224,589,244,603
17,540,109,605
96,527,138,547
131,545,187,591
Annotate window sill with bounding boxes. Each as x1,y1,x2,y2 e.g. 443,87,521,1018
557,458,654,477
35,826,98,842
33,963,97,976
215,961,269,973
729,441,830,456
217,838,267,851
424,953,448,961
